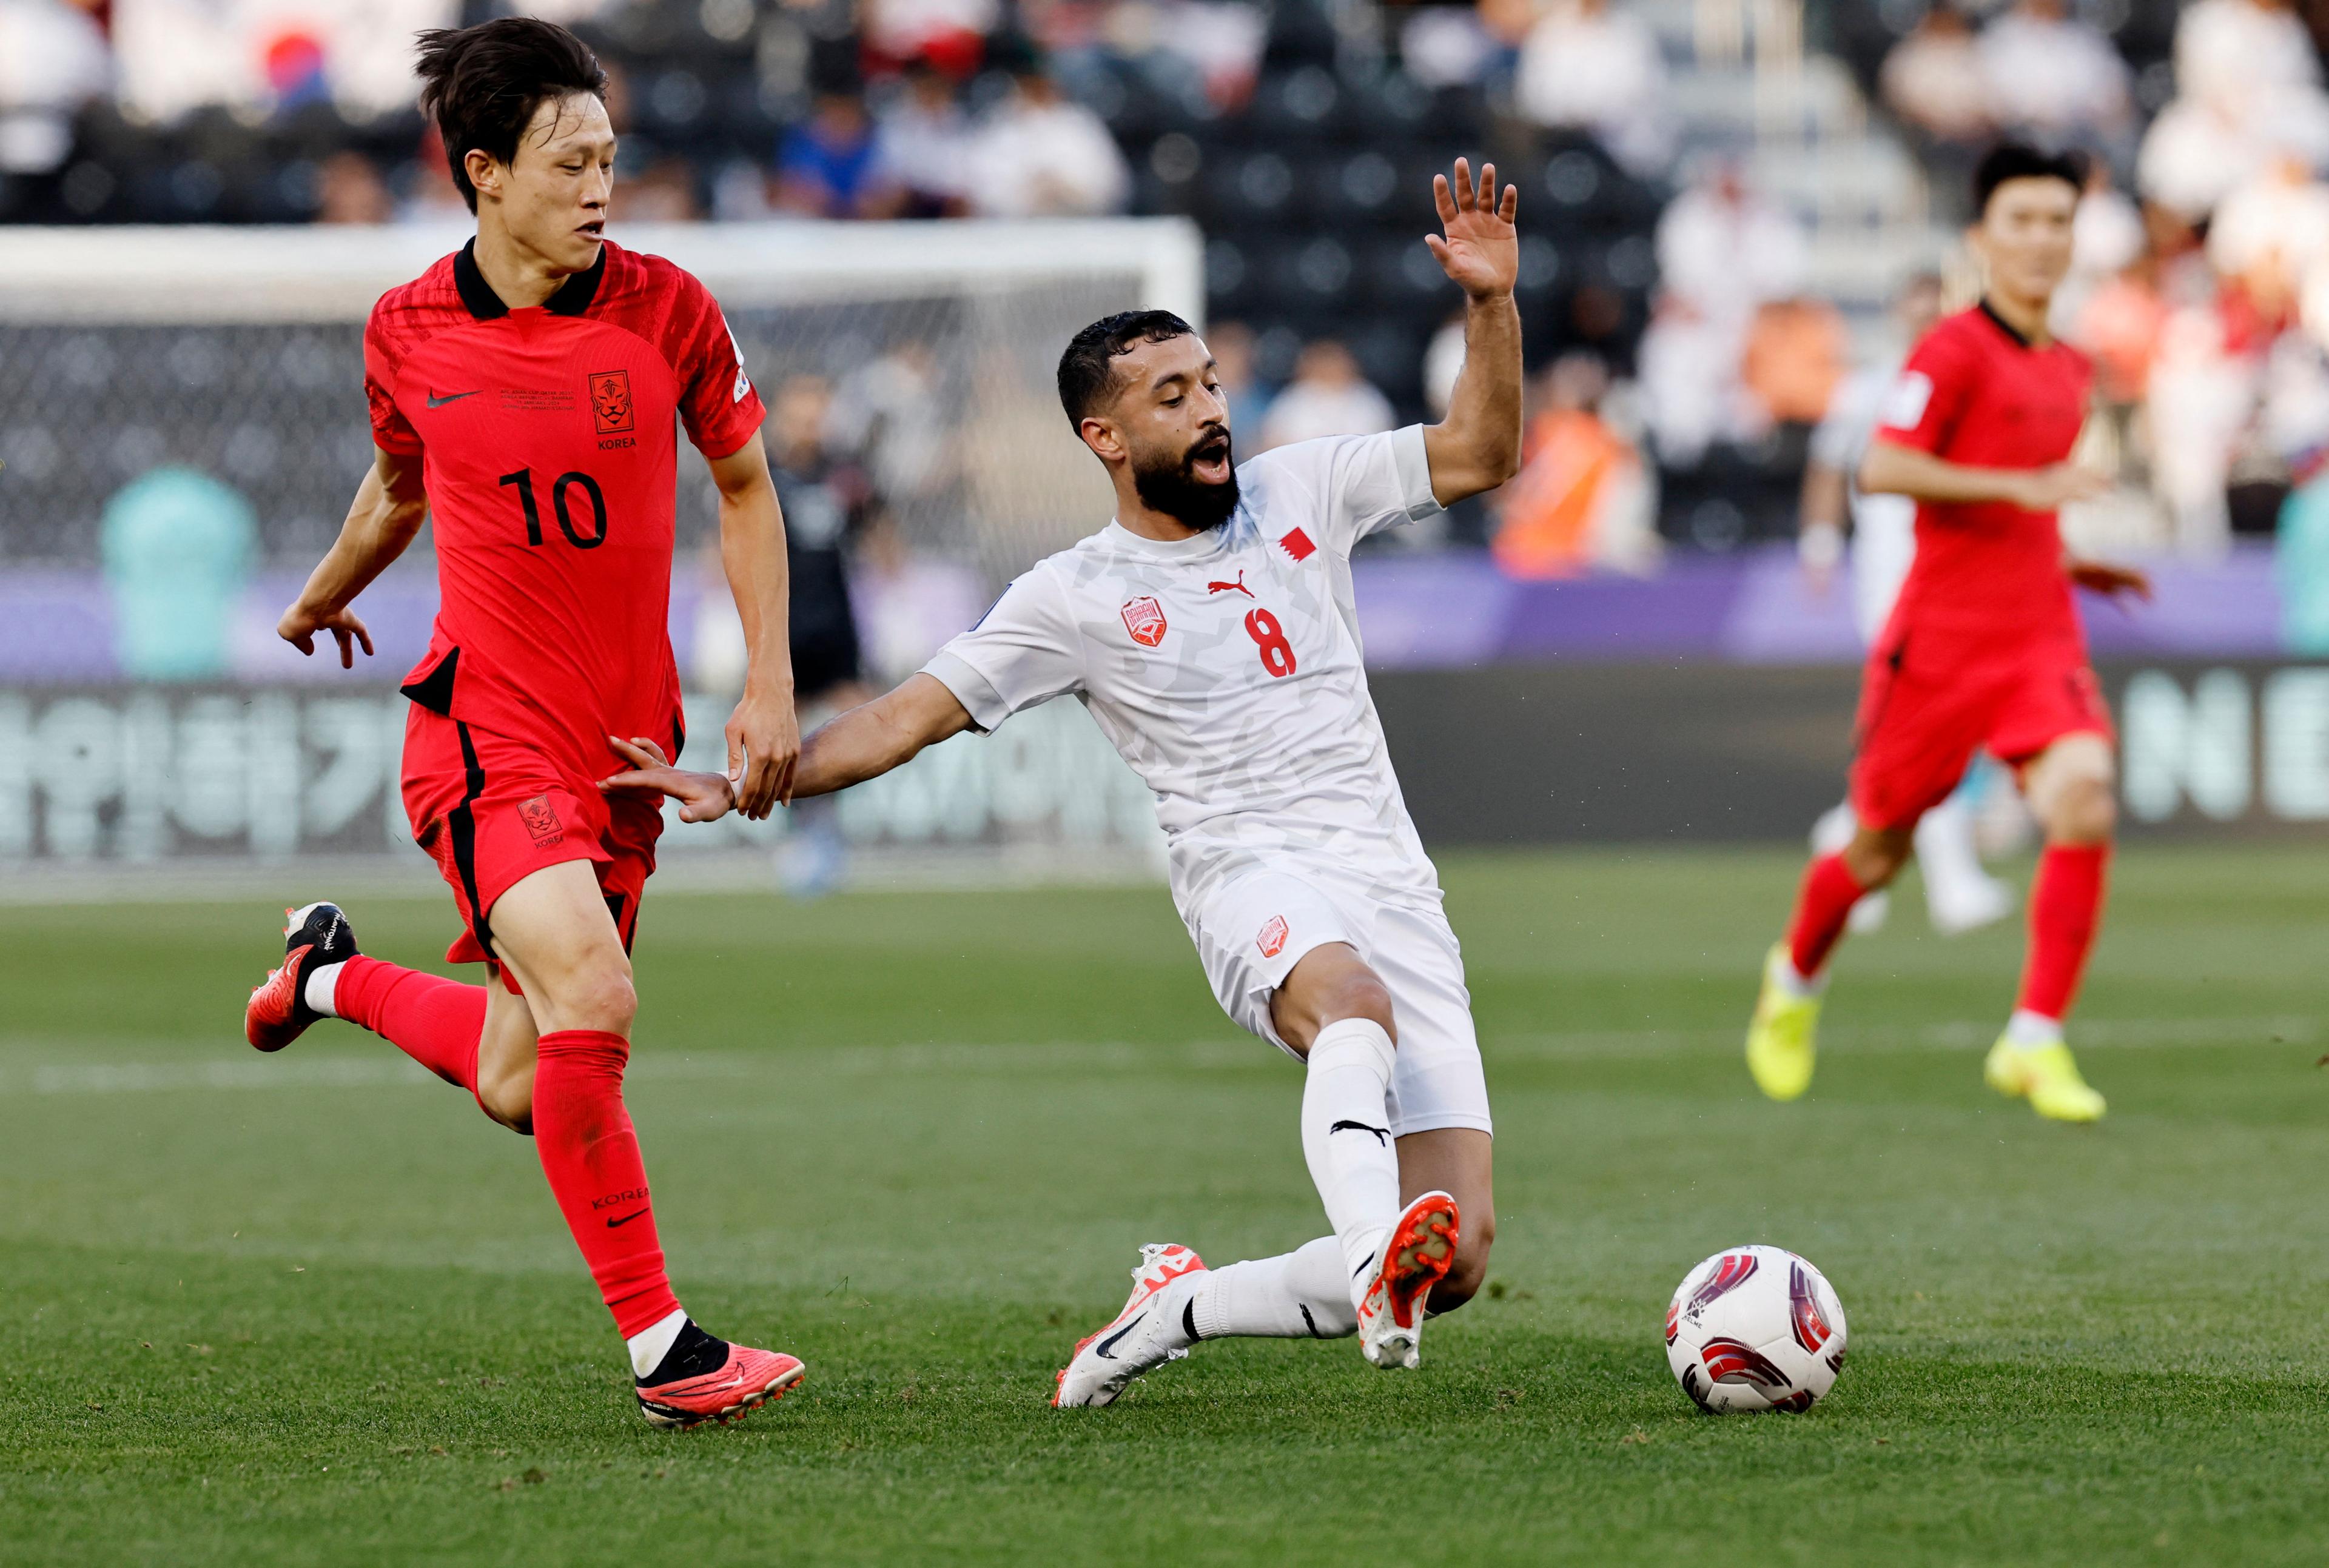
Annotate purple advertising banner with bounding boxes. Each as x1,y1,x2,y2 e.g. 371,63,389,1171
0,543,2291,685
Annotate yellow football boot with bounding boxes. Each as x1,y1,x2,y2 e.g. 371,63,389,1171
1746,943,1820,1101
1983,1035,2106,1123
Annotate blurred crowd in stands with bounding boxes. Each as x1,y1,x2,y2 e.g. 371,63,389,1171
1872,0,2329,557
4,0,2329,581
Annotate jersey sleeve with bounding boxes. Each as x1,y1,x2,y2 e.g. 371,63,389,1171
1869,329,1974,457
1243,425,1442,557
361,303,420,456
919,568,1085,734
670,273,767,460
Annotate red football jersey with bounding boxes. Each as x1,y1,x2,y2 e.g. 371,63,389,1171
1869,303,2092,648
364,239,765,779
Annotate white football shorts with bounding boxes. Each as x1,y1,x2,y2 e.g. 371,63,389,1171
1188,866,1493,1138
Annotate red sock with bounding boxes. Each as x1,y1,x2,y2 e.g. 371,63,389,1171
1786,852,1866,980
2016,843,2111,1021
331,956,485,1092
532,1030,681,1338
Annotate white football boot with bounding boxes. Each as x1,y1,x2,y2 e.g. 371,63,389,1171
1356,1191,1462,1370
1053,1244,1208,1409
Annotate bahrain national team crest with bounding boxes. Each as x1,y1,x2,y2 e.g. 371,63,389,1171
589,369,635,434
1256,914,1290,959
1120,596,1168,648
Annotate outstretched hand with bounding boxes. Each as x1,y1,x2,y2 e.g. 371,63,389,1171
599,735,739,823
1427,158,1520,301
278,602,374,669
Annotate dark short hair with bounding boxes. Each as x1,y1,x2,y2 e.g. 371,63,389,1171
1057,310,1197,427
1972,142,2086,217
415,19,610,214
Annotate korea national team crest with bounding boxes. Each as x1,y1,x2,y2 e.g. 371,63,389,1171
589,369,635,435
518,794,565,848
1120,596,1168,648
1256,914,1290,959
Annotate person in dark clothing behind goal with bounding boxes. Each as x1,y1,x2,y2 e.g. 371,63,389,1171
767,374,873,895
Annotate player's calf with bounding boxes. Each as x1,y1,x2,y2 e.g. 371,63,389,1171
1425,1208,1496,1315
2023,732,2116,846
471,978,541,1133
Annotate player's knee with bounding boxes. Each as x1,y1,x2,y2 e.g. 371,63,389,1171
1844,827,1912,889
2048,775,2116,844
549,965,637,1037
1319,970,1397,1042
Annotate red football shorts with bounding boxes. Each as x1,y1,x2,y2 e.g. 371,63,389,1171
1849,633,2114,832
400,706,662,971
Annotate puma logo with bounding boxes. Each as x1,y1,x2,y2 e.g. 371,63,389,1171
1330,1119,1391,1146
1206,571,1255,598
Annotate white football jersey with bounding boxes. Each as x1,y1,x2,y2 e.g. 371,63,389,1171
922,426,1445,914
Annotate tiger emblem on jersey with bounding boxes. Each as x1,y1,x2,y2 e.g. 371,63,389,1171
518,794,565,848
1120,596,1168,648
589,369,635,434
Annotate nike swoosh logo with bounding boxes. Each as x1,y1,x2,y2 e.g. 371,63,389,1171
428,389,480,407
1093,1310,1147,1360
606,1210,649,1228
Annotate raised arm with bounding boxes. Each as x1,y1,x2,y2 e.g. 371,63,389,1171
705,433,800,819
1858,439,2106,512
600,673,973,822
277,446,429,666
1419,158,1524,506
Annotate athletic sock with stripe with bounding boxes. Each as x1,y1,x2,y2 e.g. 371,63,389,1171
1185,1236,1357,1341
1298,1017,1402,1317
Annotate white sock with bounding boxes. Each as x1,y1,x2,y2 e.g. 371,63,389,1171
1188,1236,1357,1341
1772,951,1824,1000
303,962,344,1017
627,1307,689,1378
2005,1010,2063,1048
1299,1017,1402,1315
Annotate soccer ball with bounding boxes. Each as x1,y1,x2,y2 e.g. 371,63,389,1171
1664,1244,1848,1413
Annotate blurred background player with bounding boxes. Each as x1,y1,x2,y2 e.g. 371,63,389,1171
766,374,874,896
240,18,808,1429
1799,270,2014,939
1746,144,2153,1124
603,158,1524,1405
691,372,875,894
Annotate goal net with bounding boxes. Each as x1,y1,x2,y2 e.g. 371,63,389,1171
0,219,1201,879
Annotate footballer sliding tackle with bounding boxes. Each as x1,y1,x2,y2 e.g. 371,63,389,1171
605,157,1525,1406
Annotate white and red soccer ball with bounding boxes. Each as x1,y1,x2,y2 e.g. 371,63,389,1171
1665,1245,1848,1413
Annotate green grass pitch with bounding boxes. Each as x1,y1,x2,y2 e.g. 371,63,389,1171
4,845,2328,1566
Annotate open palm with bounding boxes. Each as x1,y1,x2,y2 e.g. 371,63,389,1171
1427,158,1520,300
